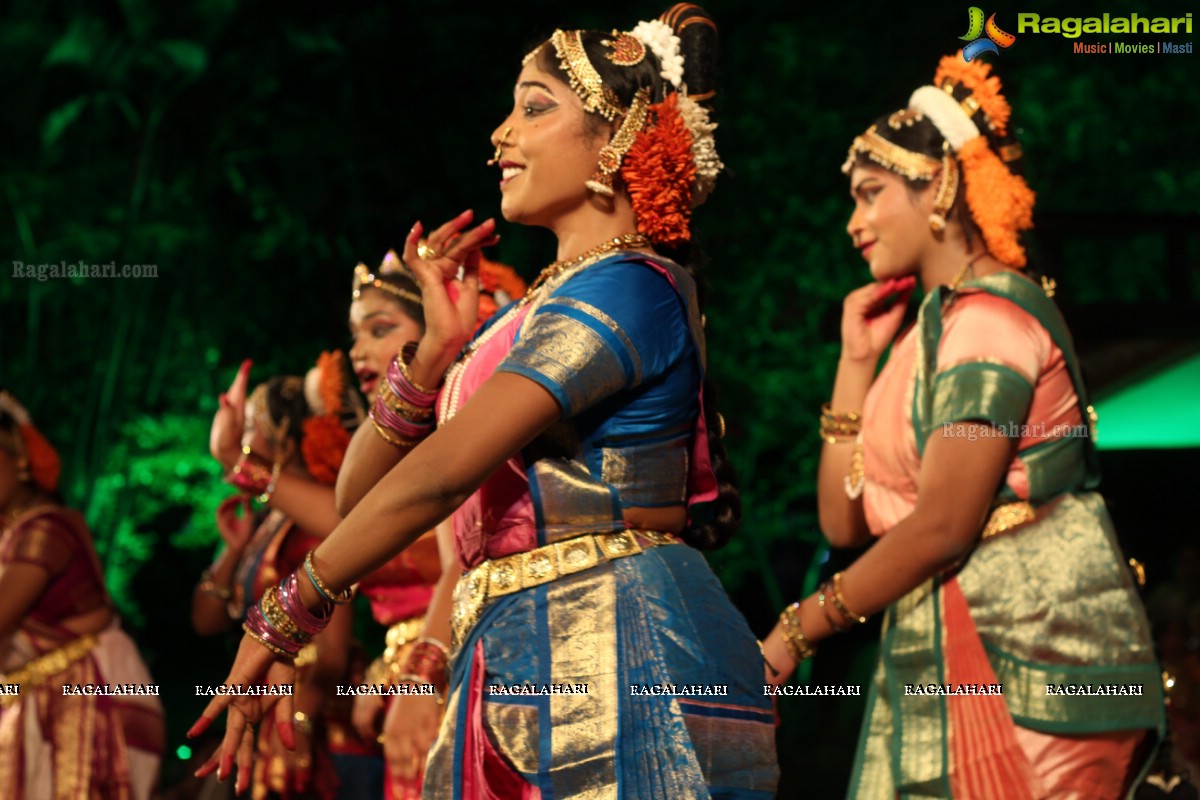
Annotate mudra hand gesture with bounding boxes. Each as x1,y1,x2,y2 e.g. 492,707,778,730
209,359,252,471
403,210,499,378
840,276,917,364
188,635,297,794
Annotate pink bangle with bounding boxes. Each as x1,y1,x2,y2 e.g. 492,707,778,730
279,573,333,636
244,603,305,659
394,341,442,399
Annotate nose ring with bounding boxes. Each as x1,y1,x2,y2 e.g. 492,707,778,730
489,127,512,166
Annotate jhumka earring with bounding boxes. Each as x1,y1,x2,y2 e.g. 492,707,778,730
928,143,959,234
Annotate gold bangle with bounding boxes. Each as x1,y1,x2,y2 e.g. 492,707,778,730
817,583,850,632
380,384,435,421
370,417,420,449
831,572,868,625
242,622,293,660
198,568,233,601
303,551,355,605
778,602,817,664
820,402,863,441
396,345,442,395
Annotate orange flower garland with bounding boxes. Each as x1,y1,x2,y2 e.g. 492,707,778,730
958,136,1036,268
620,92,696,247
301,415,350,486
301,351,353,486
934,53,1011,136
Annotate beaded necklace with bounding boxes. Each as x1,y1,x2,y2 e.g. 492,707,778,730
437,234,651,424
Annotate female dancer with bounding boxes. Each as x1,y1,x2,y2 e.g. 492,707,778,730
197,355,363,798
0,391,165,799
192,6,780,798
347,253,450,799
761,55,1162,798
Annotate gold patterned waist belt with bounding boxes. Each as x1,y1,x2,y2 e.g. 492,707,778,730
0,633,99,707
980,501,1037,540
450,529,681,653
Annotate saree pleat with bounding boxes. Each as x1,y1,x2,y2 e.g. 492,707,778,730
426,547,777,799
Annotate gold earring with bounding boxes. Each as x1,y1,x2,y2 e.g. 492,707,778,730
488,127,512,166
928,147,958,234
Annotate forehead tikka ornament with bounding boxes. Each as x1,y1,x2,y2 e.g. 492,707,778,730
352,262,422,305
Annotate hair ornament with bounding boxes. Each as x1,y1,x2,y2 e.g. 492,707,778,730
676,91,722,205
352,252,422,305
956,136,1035,267
550,29,624,121
301,351,360,486
908,86,980,149
602,31,646,67
586,87,652,197
841,125,940,181
620,92,697,246
933,53,1012,135
629,19,685,89
0,391,61,494
887,108,924,129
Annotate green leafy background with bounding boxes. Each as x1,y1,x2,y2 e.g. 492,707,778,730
2,0,1197,794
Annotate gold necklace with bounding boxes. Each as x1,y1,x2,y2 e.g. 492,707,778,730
949,253,989,290
523,233,650,299
437,233,650,424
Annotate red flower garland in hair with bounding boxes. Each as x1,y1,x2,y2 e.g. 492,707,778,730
620,92,696,247
301,351,352,486
21,424,61,493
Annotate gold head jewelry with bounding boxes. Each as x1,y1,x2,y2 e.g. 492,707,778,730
887,108,924,129
352,263,421,304
603,31,646,66
842,125,941,181
549,29,625,121
586,87,652,196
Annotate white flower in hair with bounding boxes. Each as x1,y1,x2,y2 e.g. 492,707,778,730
677,92,723,206
0,391,31,426
303,367,327,417
630,19,684,89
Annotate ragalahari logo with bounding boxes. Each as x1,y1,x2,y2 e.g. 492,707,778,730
960,7,1016,61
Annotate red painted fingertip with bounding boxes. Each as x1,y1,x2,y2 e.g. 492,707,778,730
895,275,917,292
277,720,295,750
187,717,211,738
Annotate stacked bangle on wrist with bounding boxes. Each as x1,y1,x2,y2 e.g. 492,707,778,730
243,572,336,660
816,571,870,635
779,602,817,664
372,343,439,448
820,402,862,443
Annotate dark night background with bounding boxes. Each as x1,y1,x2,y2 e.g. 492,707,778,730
1,0,1197,797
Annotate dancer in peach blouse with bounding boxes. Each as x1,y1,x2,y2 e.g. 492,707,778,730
762,54,1163,798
